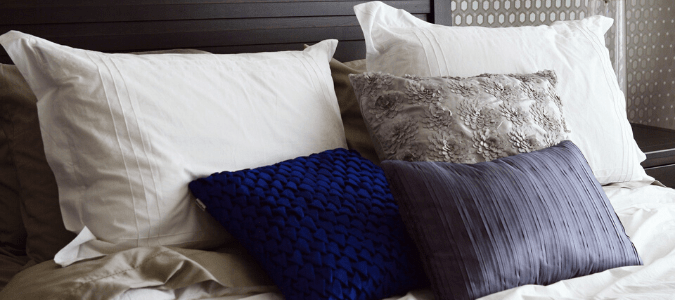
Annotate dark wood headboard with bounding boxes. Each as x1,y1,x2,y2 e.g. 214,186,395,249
0,0,452,64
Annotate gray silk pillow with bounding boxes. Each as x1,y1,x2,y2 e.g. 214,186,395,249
381,141,643,300
349,71,570,162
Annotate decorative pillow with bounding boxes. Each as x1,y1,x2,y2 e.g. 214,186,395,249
0,63,74,263
349,71,569,163
0,31,347,266
329,58,380,164
381,141,643,300
189,148,427,300
354,1,648,184
0,90,27,258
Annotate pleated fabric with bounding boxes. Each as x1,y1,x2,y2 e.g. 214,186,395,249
381,141,642,300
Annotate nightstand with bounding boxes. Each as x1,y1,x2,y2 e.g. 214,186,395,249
631,123,675,188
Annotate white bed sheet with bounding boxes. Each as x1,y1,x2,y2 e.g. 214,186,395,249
113,181,675,300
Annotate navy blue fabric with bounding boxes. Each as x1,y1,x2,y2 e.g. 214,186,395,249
381,141,643,300
189,148,427,300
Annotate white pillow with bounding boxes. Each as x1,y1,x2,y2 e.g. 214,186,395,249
354,1,648,185
0,31,347,266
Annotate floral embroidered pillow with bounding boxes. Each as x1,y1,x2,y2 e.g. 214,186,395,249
349,71,570,163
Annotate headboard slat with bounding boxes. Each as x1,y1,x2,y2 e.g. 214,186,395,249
0,14,425,39
0,0,444,64
1,1,430,25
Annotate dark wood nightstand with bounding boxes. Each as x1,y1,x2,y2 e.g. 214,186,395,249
631,123,675,188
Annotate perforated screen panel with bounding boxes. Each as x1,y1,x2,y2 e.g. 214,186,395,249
626,0,675,128
450,0,675,130
448,1,621,82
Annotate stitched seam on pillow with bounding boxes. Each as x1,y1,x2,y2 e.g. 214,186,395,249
85,51,143,245
574,23,630,183
411,30,435,77
300,51,334,115
420,28,450,76
292,51,337,145
57,51,99,235
107,57,163,246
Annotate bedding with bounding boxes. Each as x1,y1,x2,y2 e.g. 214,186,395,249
1,1,674,299
0,63,75,265
0,249,30,291
382,141,642,300
329,58,379,165
0,70,28,257
350,71,569,162
0,243,277,300
0,54,376,289
0,49,213,268
354,1,649,185
2,182,675,300
0,31,348,266
188,148,427,300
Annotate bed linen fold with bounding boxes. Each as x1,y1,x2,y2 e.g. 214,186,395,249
0,243,277,300
0,249,32,291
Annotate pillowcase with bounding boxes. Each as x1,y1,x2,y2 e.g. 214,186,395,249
0,49,210,265
0,31,347,266
329,58,380,164
354,1,648,184
350,71,569,163
189,148,427,300
0,63,74,263
381,140,643,300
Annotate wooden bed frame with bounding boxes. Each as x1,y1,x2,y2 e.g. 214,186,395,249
0,0,452,64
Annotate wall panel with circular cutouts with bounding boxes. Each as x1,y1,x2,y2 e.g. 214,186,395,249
449,0,675,129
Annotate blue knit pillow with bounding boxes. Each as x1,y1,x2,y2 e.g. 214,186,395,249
189,148,427,300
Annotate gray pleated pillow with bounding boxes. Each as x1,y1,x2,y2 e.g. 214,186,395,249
381,141,642,300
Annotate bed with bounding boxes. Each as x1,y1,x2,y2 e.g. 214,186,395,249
1,0,675,299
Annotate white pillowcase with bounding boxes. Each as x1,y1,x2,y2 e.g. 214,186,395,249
0,31,347,265
354,1,648,185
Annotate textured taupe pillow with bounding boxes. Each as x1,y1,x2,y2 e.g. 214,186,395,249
329,58,380,165
0,248,31,290
0,63,74,264
0,49,209,264
350,71,570,163
0,79,28,258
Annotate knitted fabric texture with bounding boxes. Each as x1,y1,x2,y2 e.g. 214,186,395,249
189,148,427,300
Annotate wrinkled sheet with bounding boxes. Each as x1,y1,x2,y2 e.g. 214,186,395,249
0,242,278,300
3,181,675,300
0,249,32,291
